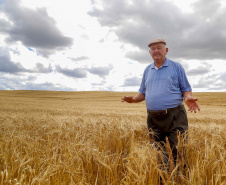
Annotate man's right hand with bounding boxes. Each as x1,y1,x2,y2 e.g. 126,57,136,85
121,96,135,103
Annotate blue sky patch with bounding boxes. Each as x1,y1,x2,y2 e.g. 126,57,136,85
28,48,34,52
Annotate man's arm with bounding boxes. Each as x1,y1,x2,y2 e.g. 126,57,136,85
121,93,145,103
183,91,200,113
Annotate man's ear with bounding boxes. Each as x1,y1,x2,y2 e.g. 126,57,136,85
166,47,168,54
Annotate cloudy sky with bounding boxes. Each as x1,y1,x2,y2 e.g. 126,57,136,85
0,0,226,92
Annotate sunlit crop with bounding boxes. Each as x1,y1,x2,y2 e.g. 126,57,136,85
0,91,225,184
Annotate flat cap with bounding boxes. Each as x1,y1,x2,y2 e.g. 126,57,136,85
148,38,166,47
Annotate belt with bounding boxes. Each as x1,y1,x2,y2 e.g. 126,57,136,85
147,104,182,115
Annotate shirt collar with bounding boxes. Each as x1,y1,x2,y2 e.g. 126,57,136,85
151,58,169,69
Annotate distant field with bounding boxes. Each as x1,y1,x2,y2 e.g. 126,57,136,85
0,90,225,184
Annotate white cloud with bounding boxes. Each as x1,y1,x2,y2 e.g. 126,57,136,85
0,0,226,92
0,0,73,57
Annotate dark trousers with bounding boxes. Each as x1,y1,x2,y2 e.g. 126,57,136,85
147,104,188,168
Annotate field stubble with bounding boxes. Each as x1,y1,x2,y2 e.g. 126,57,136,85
0,91,225,185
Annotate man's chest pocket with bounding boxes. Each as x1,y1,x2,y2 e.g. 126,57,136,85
167,76,179,92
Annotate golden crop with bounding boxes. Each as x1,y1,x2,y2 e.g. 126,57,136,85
0,90,225,185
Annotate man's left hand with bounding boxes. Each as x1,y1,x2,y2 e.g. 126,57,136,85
184,96,200,113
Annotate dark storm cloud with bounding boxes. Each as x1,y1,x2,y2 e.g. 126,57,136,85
193,77,215,89
69,56,90,62
34,63,53,73
186,62,212,76
91,80,106,86
0,76,74,91
0,76,17,90
125,50,151,64
193,72,226,90
26,82,75,91
0,47,53,74
0,0,73,57
86,65,113,77
208,72,226,90
0,57,27,73
56,66,87,78
0,47,28,73
122,76,141,87
89,0,226,61
0,75,37,90
192,0,221,18
218,72,226,81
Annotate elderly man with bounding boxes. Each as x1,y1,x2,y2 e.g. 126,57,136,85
122,38,200,167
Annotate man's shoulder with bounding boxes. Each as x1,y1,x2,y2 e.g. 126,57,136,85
167,58,183,68
144,63,154,71
167,58,180,65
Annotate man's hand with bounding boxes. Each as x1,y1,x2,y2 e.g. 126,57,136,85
184,96,200,113
121,93,145,103
121,96,135,103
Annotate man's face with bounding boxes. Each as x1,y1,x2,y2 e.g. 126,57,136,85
149,43,168,61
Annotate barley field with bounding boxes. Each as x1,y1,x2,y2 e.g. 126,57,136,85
0,90,225,185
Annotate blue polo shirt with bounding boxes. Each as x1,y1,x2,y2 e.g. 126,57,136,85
139,58,191,111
